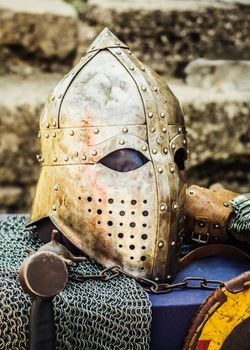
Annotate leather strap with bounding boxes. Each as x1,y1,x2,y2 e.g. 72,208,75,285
184,185,237,244
179,244,250,270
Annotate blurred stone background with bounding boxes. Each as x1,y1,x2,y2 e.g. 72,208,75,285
0,0,249,213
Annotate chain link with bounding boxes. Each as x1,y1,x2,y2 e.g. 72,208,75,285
70,265,121,283
69,265,224,293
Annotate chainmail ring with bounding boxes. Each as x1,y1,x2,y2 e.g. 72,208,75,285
0,215,151,350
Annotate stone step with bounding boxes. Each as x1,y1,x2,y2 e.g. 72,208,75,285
2,0,250,79
84,0,250,77
0,73,61,212
185,59,250,91
0,73,249,212
170,81,250,192
0,0,78,74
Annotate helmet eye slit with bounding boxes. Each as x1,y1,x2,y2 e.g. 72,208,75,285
99,148,149,172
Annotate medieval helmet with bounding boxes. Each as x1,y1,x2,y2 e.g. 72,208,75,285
29,28,188,282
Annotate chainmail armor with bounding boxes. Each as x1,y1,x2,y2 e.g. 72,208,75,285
229,193,250,233
0,215,151,350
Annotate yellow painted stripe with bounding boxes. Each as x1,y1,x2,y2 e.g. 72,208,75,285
198,289,250,350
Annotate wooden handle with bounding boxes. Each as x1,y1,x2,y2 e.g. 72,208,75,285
29,299,55,350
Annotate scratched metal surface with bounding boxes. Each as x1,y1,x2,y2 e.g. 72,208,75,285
30,28,188,282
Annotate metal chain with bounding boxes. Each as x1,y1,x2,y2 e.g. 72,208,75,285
70,265,224,294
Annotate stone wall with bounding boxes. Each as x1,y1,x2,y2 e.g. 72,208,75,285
83,0,250,77
0,73,60,212
0,0,249,213
0,0,78,74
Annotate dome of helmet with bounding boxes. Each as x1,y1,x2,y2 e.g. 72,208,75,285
40,28,183,131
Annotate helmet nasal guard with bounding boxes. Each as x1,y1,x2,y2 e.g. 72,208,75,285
30,28,188,282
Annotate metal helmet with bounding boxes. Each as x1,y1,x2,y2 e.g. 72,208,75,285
29,28,188,282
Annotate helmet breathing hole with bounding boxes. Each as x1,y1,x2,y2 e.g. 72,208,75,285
119,211,125,216
142,210,149,216
108,198,114,204
107,221,113,226
129,245,135,250
174,148,187,171
119,223,123,226
143,200,147,204
88,209,91,212
87,197,92,202
140,267,144,271
108,233,112,237
130,235,134,239
78,196,81,200
118,233,124,238
130,222,136,228
97,209,102,214
141,234,147,240
142,223,147,228
131,200,137,205
109,210,112,214
97,221,101,224
142,246,146,250
121,200,125,204
130,257,134,260
98,198,102,202
141,256,146,262
119,244,123,248
131,211,135,215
